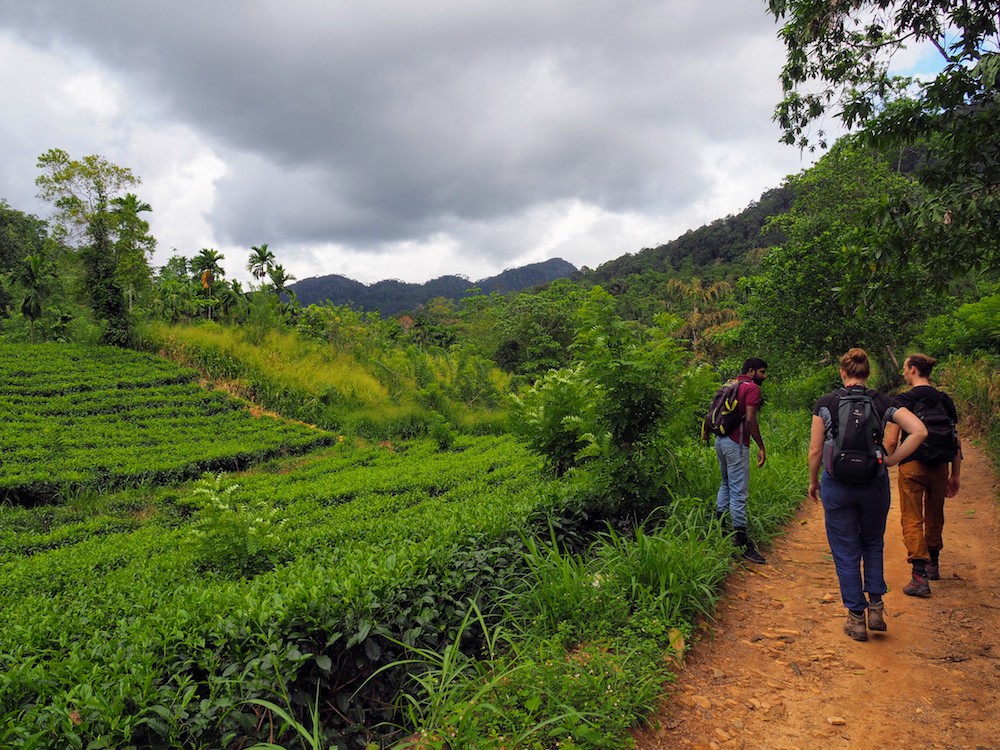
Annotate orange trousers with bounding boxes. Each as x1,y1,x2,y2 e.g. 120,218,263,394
897,460,949,564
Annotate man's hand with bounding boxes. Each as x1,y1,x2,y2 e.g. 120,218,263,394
757,446,766,468
946,476,961,498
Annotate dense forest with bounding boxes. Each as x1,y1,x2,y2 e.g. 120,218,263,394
2,2,999,748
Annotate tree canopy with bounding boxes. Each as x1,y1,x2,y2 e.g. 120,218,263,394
743,141,941,373
769,0,1000,275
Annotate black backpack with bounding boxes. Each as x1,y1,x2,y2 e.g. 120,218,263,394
910,392,959,466
822,386,886,484
701,380,744,442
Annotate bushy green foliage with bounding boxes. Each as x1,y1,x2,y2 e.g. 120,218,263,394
743,142,939,373
919,291,1000,357
186,473,289,578
512,288,712,516
510,365,599,477
937,354,1000,463
763,365,839,412
459,280,585,378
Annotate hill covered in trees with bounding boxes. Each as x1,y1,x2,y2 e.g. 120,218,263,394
289,257,578,315
579,186,794,284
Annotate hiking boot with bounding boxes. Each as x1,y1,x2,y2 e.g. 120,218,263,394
734,528,767,564
867,601,886,632
903,573,931,597
844,611,868,641
741,541,767,565
926,562,940,580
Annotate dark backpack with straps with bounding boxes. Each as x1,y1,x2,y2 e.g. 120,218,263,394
701,380,744,442
822,386,886,484
910,392,959,466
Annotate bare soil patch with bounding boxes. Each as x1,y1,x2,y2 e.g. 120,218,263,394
634,441,1000,750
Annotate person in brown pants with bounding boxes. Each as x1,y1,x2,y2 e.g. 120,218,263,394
884,353,962,596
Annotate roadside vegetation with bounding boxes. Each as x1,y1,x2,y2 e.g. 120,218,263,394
1,3,998,746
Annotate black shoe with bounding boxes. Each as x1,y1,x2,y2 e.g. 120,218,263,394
741,543,767,565
734,528,767,564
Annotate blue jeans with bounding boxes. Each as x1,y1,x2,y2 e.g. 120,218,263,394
820,472,891,612
715,435,750,528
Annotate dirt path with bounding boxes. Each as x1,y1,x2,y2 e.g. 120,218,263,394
634,441,1000,750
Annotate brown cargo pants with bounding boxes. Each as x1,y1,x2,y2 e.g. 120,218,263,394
897,460,950,564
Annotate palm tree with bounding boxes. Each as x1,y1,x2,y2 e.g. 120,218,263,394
191,248,225,281
13,252,56,341
665,278,739,358
247,244,275,283
268,264,296,313
152,277,196,322
218,279,248,322
191,248,225,319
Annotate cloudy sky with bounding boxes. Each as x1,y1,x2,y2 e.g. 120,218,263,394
0,2,878,285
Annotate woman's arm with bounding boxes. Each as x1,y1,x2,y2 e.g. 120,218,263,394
808,414,825,502
883,421,900,453
884,407,928,467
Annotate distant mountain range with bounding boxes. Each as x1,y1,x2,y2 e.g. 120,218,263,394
289,258,578,316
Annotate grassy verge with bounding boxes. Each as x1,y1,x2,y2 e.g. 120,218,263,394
382,406,811,749
138,321,510,440
938,354,1000,471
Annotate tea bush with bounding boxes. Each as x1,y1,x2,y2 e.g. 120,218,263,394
0,343,333,503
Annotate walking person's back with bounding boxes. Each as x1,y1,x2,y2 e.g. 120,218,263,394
712,357,768,564
884,353,963,596
808,348,928,641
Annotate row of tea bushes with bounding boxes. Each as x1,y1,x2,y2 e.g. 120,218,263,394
0,435,559,749
0,344,335,503
0,343,194,395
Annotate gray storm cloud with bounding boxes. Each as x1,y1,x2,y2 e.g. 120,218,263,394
1,1,804,279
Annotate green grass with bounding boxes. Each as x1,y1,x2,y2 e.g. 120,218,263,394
140,321,511,440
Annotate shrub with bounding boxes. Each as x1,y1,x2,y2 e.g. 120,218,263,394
186,473,288,578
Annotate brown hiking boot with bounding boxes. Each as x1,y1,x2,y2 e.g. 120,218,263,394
844,611,867,641
867,601,886,632
926,562,940,580
903,573,931,597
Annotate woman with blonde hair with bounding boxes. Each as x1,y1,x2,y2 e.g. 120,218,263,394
808,348,927,641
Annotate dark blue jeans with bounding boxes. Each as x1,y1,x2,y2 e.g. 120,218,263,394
820,471,891,612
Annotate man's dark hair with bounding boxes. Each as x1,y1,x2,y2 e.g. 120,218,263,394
907,352,937,378
742,357,767,373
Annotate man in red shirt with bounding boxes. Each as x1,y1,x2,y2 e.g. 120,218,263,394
714,358,768,563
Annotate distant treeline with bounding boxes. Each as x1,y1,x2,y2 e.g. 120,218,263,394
289,257,578,315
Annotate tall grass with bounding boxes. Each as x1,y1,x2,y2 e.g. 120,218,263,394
138,321,510,440
938,353,1000,468
144,321,388,409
